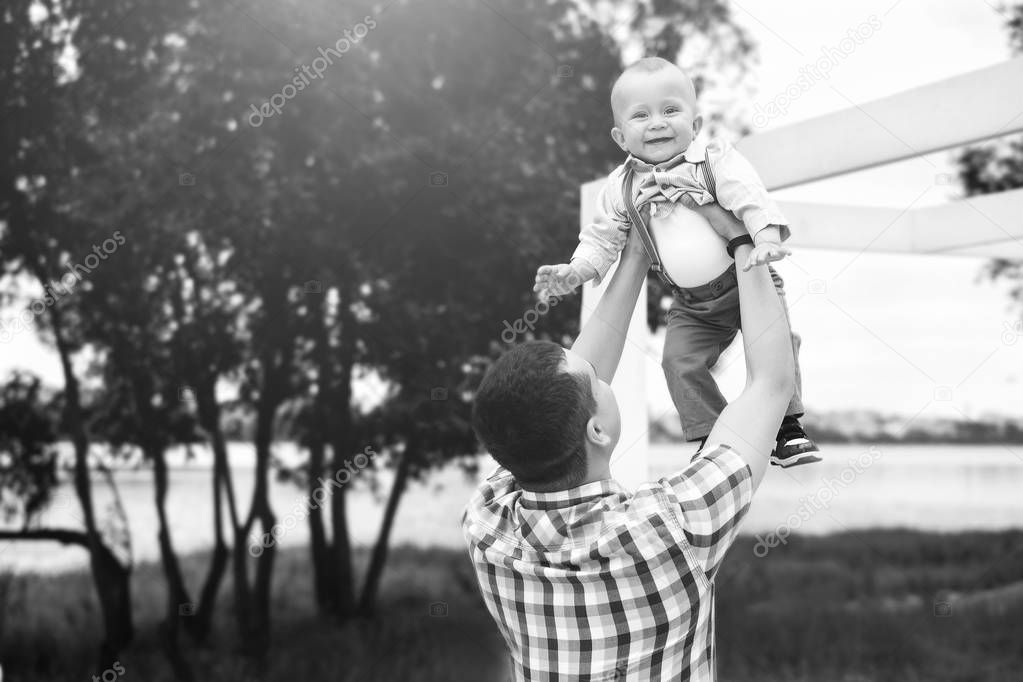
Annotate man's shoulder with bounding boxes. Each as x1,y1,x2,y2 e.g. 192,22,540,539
462,463,518,534
639,443,752,508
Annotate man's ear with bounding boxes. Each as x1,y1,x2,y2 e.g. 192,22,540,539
610,126,627,152
585,416,612,448
692,115,704,138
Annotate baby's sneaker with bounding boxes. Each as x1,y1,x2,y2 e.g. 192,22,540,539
770,416,821,467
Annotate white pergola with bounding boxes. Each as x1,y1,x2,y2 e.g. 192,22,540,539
581,58,1023,490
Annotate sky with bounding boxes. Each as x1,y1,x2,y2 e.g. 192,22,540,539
2,0,1021,421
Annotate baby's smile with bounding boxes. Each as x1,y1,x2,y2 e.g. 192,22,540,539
610,65,702,165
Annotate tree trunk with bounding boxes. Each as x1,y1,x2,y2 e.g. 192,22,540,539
150,442,195,682
125,363,194,680
91,540,135,669
308,295,337,616
358,449,412,617
47,300,133,669
191,380,235,644
245,345,283,657
328,394,356,622
307,439,336,615
329,480,356,619
327,299,357,622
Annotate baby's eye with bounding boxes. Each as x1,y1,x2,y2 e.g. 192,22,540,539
664,107,679,114
632,111,647,119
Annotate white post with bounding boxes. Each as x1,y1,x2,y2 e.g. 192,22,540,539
579,179,650,492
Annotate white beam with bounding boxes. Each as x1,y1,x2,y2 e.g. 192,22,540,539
780,188,1023,257
737,58,1023,189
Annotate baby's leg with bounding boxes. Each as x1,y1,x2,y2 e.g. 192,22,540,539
661,289,741,442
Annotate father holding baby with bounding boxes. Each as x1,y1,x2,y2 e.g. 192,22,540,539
462,60,801,681
463,201,794,680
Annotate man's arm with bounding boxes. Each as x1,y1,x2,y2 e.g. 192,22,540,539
570,230,649,384
699,208,795,491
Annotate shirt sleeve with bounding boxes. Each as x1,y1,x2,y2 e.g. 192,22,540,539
705,137,791,243
657,443,753,580
571,168,631,284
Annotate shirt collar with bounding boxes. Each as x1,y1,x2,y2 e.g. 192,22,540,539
624,144,703,173
519,477,627,510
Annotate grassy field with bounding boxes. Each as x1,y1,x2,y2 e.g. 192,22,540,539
2,530,1022,681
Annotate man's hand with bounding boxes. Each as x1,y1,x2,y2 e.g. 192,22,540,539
744,242,791,271
678,197,791,271
678,195,746,241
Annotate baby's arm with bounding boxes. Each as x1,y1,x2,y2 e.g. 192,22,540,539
534,172,630,299
705,139,791,268
749,225,788,269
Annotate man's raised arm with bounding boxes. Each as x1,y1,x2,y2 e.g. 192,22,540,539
697,205,796,490
570,232,649,384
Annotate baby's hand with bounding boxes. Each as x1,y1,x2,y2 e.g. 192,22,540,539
534,262,588,301
743,242,791,271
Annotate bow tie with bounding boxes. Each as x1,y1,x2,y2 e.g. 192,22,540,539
634,169,714,214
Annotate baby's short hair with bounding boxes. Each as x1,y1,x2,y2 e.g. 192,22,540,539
610,57,696,124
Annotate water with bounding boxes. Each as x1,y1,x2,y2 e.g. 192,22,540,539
2,443,1020,574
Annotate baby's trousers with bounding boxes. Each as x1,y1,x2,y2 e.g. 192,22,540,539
661,263,804,441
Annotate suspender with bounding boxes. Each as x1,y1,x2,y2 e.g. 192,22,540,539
622,169,678,290
620,159,717,292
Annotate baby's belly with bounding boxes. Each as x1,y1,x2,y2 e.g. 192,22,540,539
649,204,734,287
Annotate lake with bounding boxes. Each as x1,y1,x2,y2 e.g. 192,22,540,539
3,443,1021,574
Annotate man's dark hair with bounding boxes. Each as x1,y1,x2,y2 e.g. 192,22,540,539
472,340,596,490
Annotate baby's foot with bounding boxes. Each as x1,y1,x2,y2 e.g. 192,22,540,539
770,417,821,467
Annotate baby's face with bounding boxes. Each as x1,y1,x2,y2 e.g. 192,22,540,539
610,69,701,164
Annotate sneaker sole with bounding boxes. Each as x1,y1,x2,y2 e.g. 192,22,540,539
770,451,823,468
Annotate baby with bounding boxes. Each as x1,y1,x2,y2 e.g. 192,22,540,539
535,57,820,466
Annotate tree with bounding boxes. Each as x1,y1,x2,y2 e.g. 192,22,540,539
0,1,137,668
956,4,1023,307
1,0,756,673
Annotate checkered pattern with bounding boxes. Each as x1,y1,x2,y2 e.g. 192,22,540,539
462,443,753,681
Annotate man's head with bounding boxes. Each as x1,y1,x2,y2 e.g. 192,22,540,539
610,57,702,164
472,341,621,491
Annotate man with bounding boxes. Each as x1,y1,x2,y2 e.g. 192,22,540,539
462,195,796,681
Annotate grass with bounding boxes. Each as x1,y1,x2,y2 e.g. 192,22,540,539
2,530,1022,681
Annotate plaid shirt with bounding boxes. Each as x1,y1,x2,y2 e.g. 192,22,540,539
462,444,753,681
